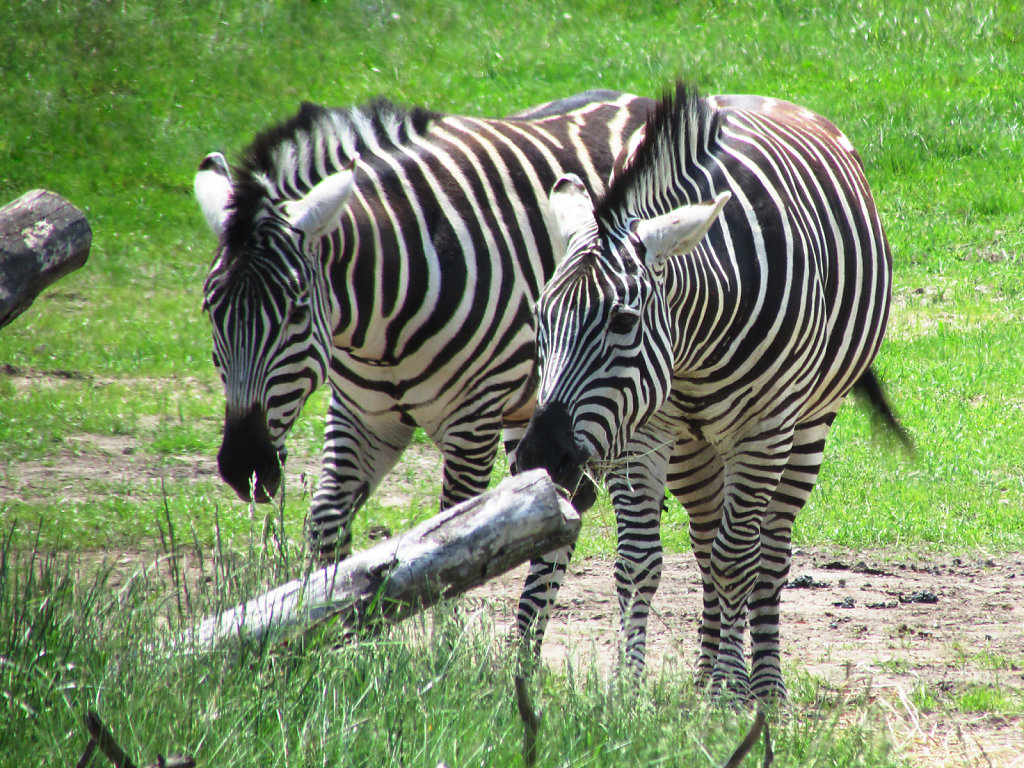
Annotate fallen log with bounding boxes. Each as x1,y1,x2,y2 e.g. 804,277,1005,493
0,189,91,329
190,469,579,650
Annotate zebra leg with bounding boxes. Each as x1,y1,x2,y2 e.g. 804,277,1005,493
505,425,587,660
666,439,725,689
514,542,576,659
450,415,579,660
433,412,504,510
307,394,415,564
748,415,836,704
709,429,793,700
606,433,672,677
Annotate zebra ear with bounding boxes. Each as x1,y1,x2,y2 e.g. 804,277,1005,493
284,161,357,238
549,174,598,249
194,152,233,241
637,191,731,270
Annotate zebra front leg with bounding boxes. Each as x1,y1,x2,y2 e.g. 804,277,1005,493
709,432,793,701
607,436,672,677
748,417,833,704
506,426,587,664
514,543,576,662
433,413,503,511
307,396,415,564
667,439,725,689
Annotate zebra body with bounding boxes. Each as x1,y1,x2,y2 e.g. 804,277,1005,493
516,84,898,702
194,91,653,562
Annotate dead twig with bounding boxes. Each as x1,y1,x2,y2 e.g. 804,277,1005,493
75,736,98,768
514,674,542,768
76,711,195,768
721,708,773,768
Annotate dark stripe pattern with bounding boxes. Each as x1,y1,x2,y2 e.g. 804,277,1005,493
516,84,895,703
198,92,653,562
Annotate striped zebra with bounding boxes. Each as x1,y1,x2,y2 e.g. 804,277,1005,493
192,91,653,564
516,83,908,702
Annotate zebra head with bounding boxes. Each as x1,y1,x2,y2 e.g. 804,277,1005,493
517,174,729,499
194,152,356,503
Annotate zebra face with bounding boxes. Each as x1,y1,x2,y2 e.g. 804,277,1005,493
523,233,674,487
195,154,356,502
518,174,729,496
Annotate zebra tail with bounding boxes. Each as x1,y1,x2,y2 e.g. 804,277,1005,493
853,367,915,458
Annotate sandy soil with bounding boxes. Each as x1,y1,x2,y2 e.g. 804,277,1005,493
473,549,1024,767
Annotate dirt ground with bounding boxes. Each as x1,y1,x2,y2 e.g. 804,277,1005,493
473,549,1024,767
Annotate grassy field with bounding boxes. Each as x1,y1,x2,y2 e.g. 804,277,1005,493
1,0,1023,765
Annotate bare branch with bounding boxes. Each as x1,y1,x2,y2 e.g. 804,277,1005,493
77,712,195,768
514,675,542,768
84,711,138,768
190,470,580,651
721,708,772,768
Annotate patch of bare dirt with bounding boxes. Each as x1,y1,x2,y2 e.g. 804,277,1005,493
473,550,1024,767
1,434,219,506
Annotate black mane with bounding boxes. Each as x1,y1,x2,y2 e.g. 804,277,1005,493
224,98,439,251
595,82,718,227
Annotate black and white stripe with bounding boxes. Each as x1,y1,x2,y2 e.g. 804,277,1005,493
517,84,906,702
194,91,653,561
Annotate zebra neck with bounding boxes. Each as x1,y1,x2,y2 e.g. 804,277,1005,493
662,245,750,373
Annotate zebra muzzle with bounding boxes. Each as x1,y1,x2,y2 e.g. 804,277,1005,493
517,401,596,512
218,407,283,503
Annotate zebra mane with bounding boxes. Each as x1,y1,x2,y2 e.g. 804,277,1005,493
224,98,439,251
595,82,719,230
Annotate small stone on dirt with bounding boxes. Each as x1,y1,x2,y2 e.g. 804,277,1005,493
900,589,939,604
787,574,830,589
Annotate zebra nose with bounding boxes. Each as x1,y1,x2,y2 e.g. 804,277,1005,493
518,401,586,490
218,407,282,503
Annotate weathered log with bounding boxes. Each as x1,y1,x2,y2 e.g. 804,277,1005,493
190,469,579,650
0,189,91,329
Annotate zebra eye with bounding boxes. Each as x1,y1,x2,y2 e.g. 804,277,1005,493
608,304,640,335
289,295,311,323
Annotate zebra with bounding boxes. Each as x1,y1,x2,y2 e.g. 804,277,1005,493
193,90,654,564
515,83,908,703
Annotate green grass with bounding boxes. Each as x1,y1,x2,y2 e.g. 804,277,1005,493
2,0,1023,764
910,681,1024,717
0,527,900,767
2,0,1023,557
